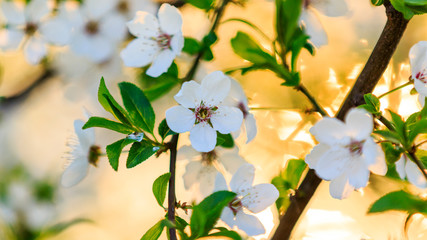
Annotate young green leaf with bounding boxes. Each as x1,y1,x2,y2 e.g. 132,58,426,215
190,191,236,238
185,0,215,10
140,219,165,240
39,218,92,238
152,173,171,208
83,117,135,134
158,119,177,140
98,78,130,123
381,142,403,164
374,130,402,144
216,133,234,148
208,230,242,240
408,119,427,144
183,37,201,55
119,82,156,134
363,93,381,113
143,77,179,101
231,32,276,65
126,141,158,168
106,138,138,171
368,190,427,214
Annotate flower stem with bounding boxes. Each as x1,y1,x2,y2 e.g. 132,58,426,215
378,81,412,99
272,1,409,239
378,115,395,131
405,151,427,181
295,84,329,117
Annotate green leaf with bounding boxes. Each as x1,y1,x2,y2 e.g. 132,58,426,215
106,138,138,171
143,77,179,101
208,230,242,240
280,71,301,87
185,0,215,10
152,173,171,208
40,218,92,237
190,191,236,238
83,117,135,134
202,32,218,47
140,219,165,240
368,190,427,214
126,141,158,168
98,78,131,125
202,48,214,61
374,130,402,144
275,0,303,48
389,0,416,19
183,37,201,55
231,32,276,65
381,142,403,164
408,119,427,144
363,93,381,114
371,0,384,6
119,82,156,134
158,119,177,140
216,133,234,148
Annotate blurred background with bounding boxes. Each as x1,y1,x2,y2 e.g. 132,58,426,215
0,0,426,239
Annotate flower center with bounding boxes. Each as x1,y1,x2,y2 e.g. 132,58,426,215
303,0,311,8
117,0,129,14
201,150,217,165
237,102,248,118
346,140,364,156
415,70,427,84
156,33,172,50
228,197,243,216
194,103,217,123
88,145,101,167
25,22,38,36
85,21,99,35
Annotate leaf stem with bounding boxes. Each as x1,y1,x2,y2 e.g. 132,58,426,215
405,151,427,181
295,84,329,117
378,81,412,99
378,115,395,131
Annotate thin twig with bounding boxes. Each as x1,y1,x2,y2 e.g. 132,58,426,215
167,134,179,240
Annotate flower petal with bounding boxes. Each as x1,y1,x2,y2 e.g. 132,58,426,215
230,163,255,193
70,33,113,63
174,80,201,109
158,3,182,35
345,108,373,141
395,155,406,180
170,31,184,55
39,17,71,45
61,157,90,187
182,161,203,190
214,172,229,192
409,41,427,79
200,71,231,107
311,0,348,17
189,122,217,152
305,143,330,169
220,207,236,228
310,117,349,145
198,165,219,197
419,94,426,107
244,113,257,143
363,138,387,175
1,1,25,25
146,49,175,77
165,106,195,133
347,159,370,189
300,9,328,48
0,28,24,50
329,173,354,199
315,147,349,180
415,79,427,96
219,147,247,174
24,36,47,65
126,11,159,38
242,183,279,213
120,38,158,67
83,0,115,20
177,145,199,162
211,106,243,134
405,160,427,189
25,0,50,22
74,120,95,148
100,12,127,42
235,211,265,236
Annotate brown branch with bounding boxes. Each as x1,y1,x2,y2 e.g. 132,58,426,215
272,1,409,239
167,134,179,240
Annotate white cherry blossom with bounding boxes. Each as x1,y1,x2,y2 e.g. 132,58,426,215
0,0,71,64
409,41,427,106
214,164,279,236
120,3,184,77
61,120,100,187
305,108,387,199
178,145,247,198
300,0,348,47
166,71,244,152
65,0,127,63
224,77,257,143
395,154,427,189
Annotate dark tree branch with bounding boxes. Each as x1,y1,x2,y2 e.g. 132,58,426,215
272,1,409,239
167,134,179,240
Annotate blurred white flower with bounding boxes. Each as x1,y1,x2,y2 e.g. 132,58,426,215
395,154,427,189
0,0,71,64
214,164,279,236
306,108,387,199
300,0,348,47
165,71,243,152
224,77,257,143
66,0,127,63
112,0,157,19
409,41,427,107
178,145,247,197
120,3,184,77
61,119,100,187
